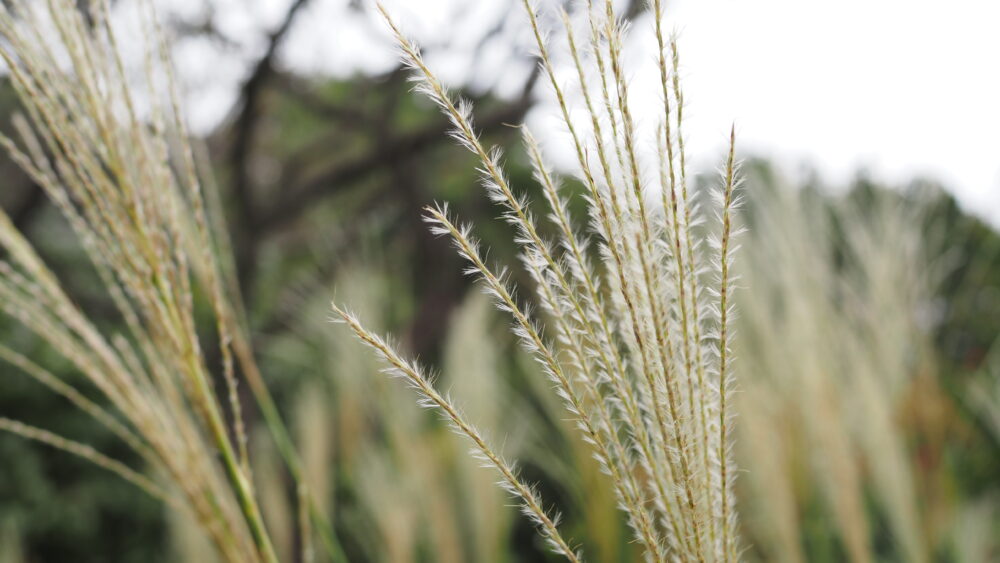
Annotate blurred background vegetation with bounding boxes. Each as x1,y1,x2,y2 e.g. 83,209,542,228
0,0,998,561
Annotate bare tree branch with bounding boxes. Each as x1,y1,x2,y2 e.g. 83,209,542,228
228,0,311,286
256,95,533,234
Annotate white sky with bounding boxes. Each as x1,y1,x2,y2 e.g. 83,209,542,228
171,0,1000,225
662,0,1000,226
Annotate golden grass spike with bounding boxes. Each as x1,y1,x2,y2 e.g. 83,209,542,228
332,301,583,562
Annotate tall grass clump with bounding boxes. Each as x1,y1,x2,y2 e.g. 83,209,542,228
0,1,332,561
332,1,744,561
253,263,523,562
733,179,951,562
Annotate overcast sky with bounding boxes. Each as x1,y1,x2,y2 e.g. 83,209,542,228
173,0,1000,225
663,0,1000,226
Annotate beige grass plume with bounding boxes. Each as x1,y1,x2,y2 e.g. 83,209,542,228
0,1,317,560
332,1,746,561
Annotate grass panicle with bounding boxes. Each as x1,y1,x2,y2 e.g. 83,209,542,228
332,2,746,561
0,1,349,561
0,0,749,560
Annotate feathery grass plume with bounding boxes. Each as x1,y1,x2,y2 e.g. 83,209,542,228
276,264,521,562
735,384,804,563
169,500,222,563
292,384,330,563
710,126,742,563
0,517,25,563
732,177,954,562
443,293,519,562
332,1,745,560
969,342,1000,444
0,1,345,561
952,497,1000,563
253,427,295,561
332,301,582,562
333,269,466,563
